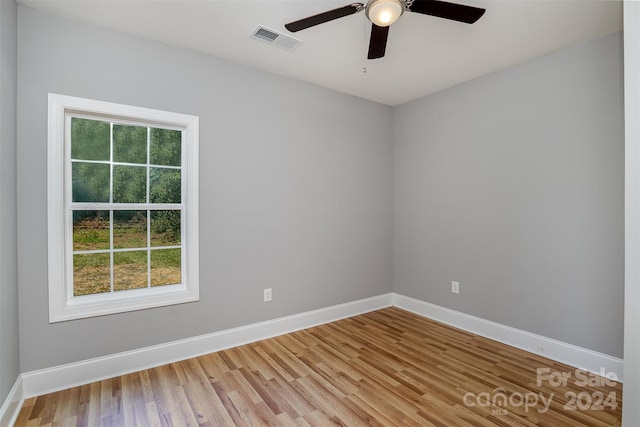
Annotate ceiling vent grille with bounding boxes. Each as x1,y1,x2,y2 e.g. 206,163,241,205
250,26,302,51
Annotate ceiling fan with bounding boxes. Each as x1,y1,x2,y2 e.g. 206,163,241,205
284,0,485,59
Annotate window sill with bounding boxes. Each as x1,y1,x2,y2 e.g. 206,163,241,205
49,284,199,323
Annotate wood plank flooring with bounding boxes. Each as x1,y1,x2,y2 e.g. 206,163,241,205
15,307,622,426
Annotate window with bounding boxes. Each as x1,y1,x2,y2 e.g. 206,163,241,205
48,94,199,322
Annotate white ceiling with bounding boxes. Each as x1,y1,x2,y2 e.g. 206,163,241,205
18,0,622,106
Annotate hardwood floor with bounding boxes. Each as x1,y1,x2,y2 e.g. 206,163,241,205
15,307,622,426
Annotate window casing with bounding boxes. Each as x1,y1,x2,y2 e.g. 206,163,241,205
48,94,199,322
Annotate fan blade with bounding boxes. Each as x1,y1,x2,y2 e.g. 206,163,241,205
367,24,390,60
409,0,486,24
285,3,364,32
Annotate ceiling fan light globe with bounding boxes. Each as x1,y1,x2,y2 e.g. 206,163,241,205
366,0,403,27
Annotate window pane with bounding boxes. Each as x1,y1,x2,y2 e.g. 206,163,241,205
71,117,110,161
72,162,110,202
151,249,181,287
113,124,147,164
150,128,181,166
114,210,147,249
113,165,147,203
114,251,148,291
73,210,110,251
150,168,181,204
150,210,181,247
73,253,111,296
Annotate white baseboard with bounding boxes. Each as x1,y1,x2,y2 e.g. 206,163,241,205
21,293,394,398
0,376,24,427
393,293,624,382
9,291,623,410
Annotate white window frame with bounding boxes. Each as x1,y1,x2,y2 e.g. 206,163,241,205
48,93,199,323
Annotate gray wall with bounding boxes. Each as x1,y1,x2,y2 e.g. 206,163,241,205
0,0,20,403
394,32,624,357
17,6,393,371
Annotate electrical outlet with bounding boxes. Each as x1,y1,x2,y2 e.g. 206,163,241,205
451,281,460,294
264,288,272,302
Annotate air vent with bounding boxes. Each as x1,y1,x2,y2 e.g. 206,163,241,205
250,26,302,51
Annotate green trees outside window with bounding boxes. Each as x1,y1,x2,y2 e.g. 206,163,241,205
71,117,183,296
